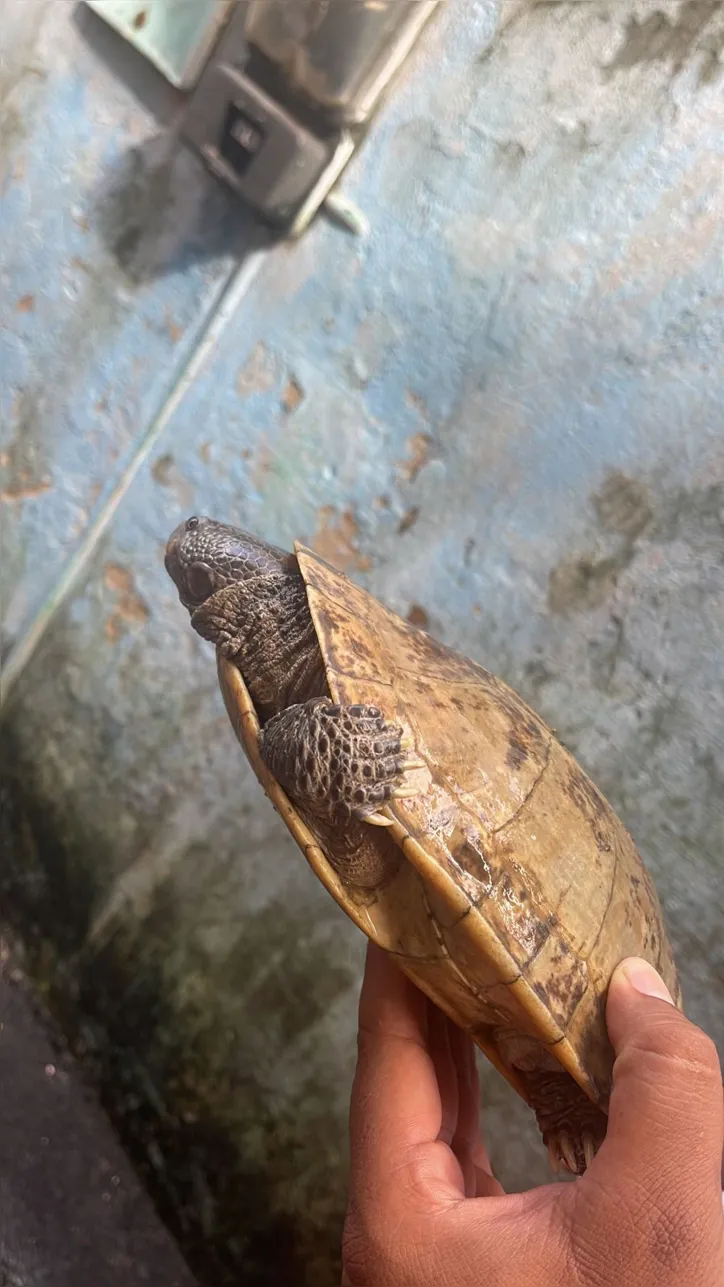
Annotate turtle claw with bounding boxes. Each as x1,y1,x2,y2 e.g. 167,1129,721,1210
547,1140,561,1177
582,1133,597,1171
558,1133,579,1176
391,786,420,800
398,757,426,772
361,811,395,828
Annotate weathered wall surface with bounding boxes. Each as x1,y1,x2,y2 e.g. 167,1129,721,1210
2,2,723,1285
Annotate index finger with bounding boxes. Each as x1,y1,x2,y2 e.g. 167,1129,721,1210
350,943,441,1168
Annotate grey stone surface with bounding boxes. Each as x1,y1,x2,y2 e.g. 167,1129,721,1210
0,946,198,1287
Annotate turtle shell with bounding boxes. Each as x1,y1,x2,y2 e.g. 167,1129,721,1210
217,542,681,1132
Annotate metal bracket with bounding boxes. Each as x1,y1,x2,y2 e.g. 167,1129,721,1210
85,0,238,90
180,1,441,236
182,52,352,233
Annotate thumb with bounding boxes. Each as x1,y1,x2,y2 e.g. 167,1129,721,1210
601,957,723,1204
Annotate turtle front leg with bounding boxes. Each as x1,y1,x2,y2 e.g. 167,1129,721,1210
259,699,423,827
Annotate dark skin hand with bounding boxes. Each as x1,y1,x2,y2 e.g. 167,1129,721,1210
342,946,724,1287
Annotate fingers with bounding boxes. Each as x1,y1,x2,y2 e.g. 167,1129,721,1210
356,940,428,1049
444,1019,476,1195
345,945,511,1286
603,959,723,1190
591,957,724,1277
426,1003,459,1149
443,1020,504,1198
349,944,503,1210
345,945,465,1282
349,944,458,1216
351,942,437,1164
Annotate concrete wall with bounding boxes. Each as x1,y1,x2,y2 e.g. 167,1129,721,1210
2,2,723,1283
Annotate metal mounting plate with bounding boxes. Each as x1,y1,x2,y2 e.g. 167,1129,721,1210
244,0,441,125
183,59,334,227
85,0,236,89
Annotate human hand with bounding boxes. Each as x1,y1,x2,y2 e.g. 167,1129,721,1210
342,943,723,1286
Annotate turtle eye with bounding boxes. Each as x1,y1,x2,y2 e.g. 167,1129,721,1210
186,516,200,531
186,561,215,603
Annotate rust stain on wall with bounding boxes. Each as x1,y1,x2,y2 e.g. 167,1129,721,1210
312,507,371,573
103,563,150,641
0,477,52,503
151,454,175,486
397,432,433,483
165,313,183,343
282,376,304,414
1,401,53,502
405,389,430,421
398,506,420,535
235,342,277,397
150,453,193,509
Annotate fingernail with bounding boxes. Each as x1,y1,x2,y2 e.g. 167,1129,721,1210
619,957,673,1003
473,1141,494,1177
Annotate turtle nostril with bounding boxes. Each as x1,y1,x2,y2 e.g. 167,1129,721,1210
186,516,199,531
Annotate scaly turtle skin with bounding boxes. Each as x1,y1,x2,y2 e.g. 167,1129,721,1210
165,515,681,1176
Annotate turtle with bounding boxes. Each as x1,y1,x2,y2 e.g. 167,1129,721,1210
164,514,681,1176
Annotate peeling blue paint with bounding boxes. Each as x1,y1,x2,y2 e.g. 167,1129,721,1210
0,1,262,655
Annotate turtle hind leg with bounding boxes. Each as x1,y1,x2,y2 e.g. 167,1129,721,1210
520,1066,608,1177
259,698,423,826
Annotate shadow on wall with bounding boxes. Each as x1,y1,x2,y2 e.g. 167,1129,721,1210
73,1,274,283
91,132,272,284
604,0,724,85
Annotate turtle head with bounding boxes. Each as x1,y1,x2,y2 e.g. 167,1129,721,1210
165,516,294,613
165,516,324,714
